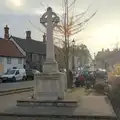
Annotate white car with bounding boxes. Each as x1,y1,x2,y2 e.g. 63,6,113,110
1,68,26,82
32,69,41,75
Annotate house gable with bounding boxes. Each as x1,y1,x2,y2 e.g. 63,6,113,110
10,37,26,56
0,39,24,58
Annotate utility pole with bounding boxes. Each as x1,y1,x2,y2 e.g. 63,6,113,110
72,39,75,71
104,60,107,70
94,52,96,71
64,0,70,88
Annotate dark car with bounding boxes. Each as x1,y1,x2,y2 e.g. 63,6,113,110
26,69,40,80
96,69,108,79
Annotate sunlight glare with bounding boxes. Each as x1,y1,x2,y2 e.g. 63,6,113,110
7,0,24,7
93,24,120,42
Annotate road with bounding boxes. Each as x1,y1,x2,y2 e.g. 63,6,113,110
0,81,34,91
0,91,33,112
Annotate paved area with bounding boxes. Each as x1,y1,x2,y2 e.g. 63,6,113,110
0,81,34,91
0,88,116,118
79,96,116,116
0,92,33,112
1,95,116,117
65,88,86,101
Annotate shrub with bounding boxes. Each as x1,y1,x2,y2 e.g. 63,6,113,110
109,84,120,102
94,83,106,94
108,76,120,89
104,84,112,94
108,84,120,119
107,77,120,118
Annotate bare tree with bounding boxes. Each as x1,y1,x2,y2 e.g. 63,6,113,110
29,0,97,86
53,0,97,85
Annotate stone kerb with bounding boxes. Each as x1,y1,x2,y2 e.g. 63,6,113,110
17,100,78,107
0,114,117,120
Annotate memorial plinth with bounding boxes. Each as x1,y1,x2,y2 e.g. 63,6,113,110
33,7,67,100
43,61,58,73
34,73,66,100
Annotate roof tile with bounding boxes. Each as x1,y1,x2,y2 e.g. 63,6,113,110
0,39,24,58
11,36,46,55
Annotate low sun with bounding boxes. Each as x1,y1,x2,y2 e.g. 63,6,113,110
7,0,23,7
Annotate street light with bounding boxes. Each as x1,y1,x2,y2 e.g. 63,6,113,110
94,52,96,71
72,39,75,71
104,60,107,70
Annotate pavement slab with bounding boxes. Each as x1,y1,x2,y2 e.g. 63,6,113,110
0,95,116,118
0,88,117,119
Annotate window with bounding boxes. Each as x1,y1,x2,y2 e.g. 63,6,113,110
15,70,19,75
0,57,3,64
5,69,16,75
39,55,42,61
33,54,36,61
7,58,11,64
18,58,22,64
28,54,32,60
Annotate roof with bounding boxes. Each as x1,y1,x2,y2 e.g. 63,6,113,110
0,39,24,58
11,36,46,55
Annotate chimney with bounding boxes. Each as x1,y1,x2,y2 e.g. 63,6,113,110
26,31,31,39
4,25,9,40
43,33,46,43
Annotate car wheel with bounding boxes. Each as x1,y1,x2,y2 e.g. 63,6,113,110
32,76,34,80
0,79,2,83
22,76,26,81
12,77,16,82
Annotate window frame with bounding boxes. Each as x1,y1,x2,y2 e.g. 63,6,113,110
18,58,22,64
7,57,11,64
15,70,19,75
0,57,3,64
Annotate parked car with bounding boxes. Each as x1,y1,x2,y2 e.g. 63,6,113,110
26,69,40,80
0,68,26,82
96,69,108,79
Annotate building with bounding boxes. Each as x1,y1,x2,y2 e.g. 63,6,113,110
0,25,25,74
69,56,81,70
9,30,46,72
4,26,63,71
96,48,120,70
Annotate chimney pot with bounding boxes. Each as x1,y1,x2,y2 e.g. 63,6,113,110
4,25,9,40
26,31,31,39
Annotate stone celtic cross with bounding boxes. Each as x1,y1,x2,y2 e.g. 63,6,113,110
40,7,59,63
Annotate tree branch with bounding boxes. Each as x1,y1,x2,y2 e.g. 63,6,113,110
29,20,44,33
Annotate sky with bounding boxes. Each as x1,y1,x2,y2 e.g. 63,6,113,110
0,0,120,57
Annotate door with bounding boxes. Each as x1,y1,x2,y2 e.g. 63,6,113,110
15,70,21,81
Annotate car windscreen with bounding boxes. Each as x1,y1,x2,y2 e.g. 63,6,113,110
5,70,16,75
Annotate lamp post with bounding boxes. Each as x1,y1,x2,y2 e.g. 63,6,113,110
94,52,96,71
72,39,75,71
104,60,107,70
83,46,87,65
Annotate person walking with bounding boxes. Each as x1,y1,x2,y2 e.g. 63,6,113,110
79,74,85,87
67,70,73,89
85,72,93,90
